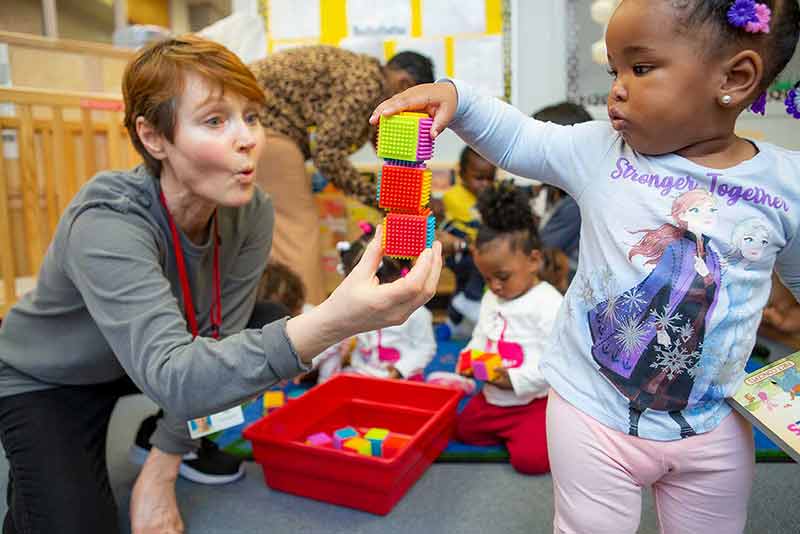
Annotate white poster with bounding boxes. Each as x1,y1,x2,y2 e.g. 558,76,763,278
339,36,386,60
422,0,485,36
393,37,446,81
454,36,504,97
347,0,411,37
268,0,320,40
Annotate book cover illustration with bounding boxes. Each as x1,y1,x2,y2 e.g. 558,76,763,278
729,352,800,463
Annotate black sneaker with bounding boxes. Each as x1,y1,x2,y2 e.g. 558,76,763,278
129,413,245,485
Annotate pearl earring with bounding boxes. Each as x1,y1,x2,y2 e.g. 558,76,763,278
721,95,733,105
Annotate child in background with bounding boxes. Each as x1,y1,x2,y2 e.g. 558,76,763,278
247,260,307,330
455,181,563,475
438,146,497,339
371,0,800,530
256,261,307,316
314,223,437,381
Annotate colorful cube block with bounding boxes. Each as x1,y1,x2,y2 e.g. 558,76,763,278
377,163,432,212
456,349,477,375
382,435,410,459
377,112,435,162
343,436,373,456
364,428,390,456
305,432,332,447
287,388,306,401
333,426,360,449
382,211,436,259
472,352,503,382
263,390,285,411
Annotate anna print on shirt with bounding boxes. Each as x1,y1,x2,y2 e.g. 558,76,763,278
588,189,723,438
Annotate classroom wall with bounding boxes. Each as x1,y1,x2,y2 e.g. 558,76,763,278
351,0,570,173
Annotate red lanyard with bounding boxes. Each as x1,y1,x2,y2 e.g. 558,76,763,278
159,189,222,339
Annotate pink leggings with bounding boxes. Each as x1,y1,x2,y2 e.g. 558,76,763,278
547,390,755,534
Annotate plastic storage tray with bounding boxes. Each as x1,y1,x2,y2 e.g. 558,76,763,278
243,374,461,514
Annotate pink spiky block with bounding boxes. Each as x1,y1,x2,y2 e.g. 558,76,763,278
415,117,434,161
305,432,332,447
382,210,433,259
378,163,432,212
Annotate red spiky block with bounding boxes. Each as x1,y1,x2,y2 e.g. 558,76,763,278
383,211,430,259
378,164,431,212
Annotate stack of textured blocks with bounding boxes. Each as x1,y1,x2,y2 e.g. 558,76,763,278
376,112,436,258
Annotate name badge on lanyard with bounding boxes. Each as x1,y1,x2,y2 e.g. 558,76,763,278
159,189,244,439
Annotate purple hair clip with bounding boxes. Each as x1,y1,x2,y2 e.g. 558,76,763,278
786,83,800,120
750,92,767,115
727,0,771,34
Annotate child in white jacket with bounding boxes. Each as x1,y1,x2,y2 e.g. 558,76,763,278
455,181,562,474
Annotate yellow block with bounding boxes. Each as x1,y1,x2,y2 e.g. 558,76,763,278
344,437,373,456
263,391,285,411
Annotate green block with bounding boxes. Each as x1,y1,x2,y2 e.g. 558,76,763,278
377,113,421,161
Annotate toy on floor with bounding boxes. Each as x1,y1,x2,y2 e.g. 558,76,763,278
376,112,437,259
263,390,285,411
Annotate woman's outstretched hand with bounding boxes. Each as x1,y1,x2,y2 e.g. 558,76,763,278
287,226,442,362
369,82,459,139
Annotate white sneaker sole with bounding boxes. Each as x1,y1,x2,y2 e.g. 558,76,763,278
128,445,245,485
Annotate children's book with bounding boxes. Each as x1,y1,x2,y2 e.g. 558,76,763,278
728,352,800,463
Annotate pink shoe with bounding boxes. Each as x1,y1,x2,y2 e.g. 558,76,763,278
426,372,476,395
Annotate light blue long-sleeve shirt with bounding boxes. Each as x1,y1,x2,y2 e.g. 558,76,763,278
447,79,800,440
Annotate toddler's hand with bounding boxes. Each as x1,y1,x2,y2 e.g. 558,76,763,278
369,82,458,139
490,367,513,390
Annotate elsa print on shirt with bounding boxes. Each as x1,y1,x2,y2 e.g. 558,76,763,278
690,218,771,415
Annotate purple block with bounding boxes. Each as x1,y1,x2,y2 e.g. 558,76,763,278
305,432,332,447
472,360,489,381
416,118,435,161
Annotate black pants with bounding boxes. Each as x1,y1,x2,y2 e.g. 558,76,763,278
0,301,289,534
1,377,140,534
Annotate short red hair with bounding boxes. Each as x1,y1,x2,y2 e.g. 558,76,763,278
123,34,266,176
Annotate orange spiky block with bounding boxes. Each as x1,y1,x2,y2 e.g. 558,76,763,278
382,211,436,259
377,163,432,212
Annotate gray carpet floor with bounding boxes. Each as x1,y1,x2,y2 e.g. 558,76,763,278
2,335,799,533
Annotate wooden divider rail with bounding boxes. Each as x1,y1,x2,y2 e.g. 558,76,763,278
0,86,137,315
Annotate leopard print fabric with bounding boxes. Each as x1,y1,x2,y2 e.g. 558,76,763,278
250,46,389,206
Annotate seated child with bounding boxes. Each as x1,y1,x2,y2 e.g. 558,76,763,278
438,146,497,338
314,223,437,381
247,260,307,329
455,181,563,475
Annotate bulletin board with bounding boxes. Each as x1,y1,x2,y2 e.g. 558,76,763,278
258,0,512,100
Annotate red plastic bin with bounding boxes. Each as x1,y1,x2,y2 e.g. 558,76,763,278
242,374,461,515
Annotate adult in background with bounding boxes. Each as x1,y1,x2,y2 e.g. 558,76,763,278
251,46,434,303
